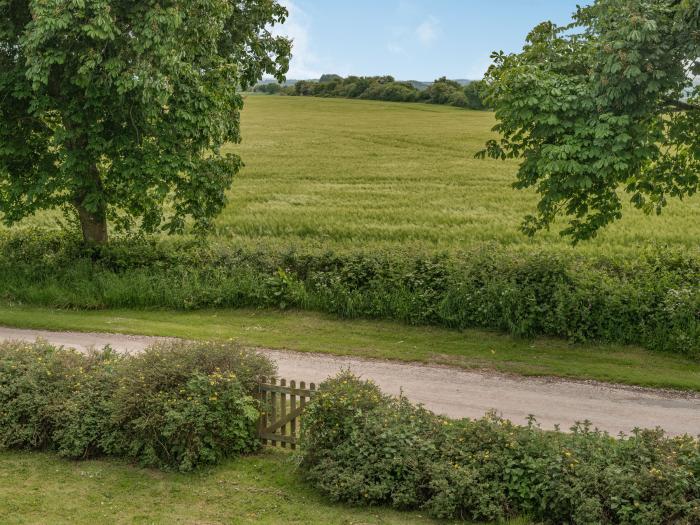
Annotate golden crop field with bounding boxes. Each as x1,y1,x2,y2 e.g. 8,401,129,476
218,95,700,255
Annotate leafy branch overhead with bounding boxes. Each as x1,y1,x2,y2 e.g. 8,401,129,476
478,0,700,242
0,0,291,243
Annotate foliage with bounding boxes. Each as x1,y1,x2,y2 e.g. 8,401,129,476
275,74,487,108
0,340,79,449
0,0,291,243
254,82,285,94
106,340,274,470
51,348,122,459
0,339,275,471
300,373,700,524
1,229,699,357
480,0,700,242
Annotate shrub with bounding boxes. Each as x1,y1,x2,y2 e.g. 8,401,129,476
0,339,275,471
51,348,122,459
1,229,699,357
300,373,700,524
0,340,80,449
107,341,275,470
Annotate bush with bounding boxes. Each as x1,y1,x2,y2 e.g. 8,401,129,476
107,341,275,470
300,373,700,524
1,229,699,357
51,348,122,459
0,340,80,449
0,339,275,471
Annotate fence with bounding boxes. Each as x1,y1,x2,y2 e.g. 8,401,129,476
257,377,316,449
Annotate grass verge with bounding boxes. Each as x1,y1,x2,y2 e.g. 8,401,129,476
0,449,467,524
0,305,698,391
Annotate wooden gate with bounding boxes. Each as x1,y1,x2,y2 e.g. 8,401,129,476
257,378,316,449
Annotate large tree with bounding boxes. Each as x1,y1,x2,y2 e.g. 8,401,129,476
479,0,699,242
0,0,290,243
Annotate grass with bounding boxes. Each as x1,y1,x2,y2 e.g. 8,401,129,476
1,304,699,391
20,96,700,255
1,448,479,525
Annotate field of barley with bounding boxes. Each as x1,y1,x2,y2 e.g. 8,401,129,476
215,95,700,255
19,95,700,255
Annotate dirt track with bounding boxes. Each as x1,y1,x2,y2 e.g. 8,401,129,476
1,325,699,436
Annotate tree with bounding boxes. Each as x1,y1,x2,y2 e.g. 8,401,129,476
254,82,283,94
0,0,291,243
425,77,462,105
462,80,486,110
318,73,342,82
479,0,699,242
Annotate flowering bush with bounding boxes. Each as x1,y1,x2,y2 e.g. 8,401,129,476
107,341,274,470
0,340,80,449
0,340,275,471
51,347,122,459
300,373,700,524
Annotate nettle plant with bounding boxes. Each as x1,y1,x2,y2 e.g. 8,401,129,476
0,0,291,243
480,0,700,242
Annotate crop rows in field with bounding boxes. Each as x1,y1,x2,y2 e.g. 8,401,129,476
218,96,700,255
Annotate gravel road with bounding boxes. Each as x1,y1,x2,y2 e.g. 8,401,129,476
1,326,699,436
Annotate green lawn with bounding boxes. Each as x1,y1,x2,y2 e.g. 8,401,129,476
1,305,699,391
20,96,700,255
1,449,470,525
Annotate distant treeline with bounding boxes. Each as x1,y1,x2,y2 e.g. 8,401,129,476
254,74,487,110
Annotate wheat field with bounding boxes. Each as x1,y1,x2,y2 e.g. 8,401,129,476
15,95,700,255
216,95,700,255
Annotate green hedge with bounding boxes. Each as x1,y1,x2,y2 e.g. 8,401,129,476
1,229,699,357
299,372,700,524
0,339,275,471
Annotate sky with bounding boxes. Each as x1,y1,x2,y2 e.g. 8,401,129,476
272,0,589,81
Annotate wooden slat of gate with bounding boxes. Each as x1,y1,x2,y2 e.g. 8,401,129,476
271,377,277,446
289,380,297,450
280,379,287,448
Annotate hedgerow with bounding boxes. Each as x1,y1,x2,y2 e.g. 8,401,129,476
1,229,699,357
299,372,700,524
255,75,488,110
0,339,275,471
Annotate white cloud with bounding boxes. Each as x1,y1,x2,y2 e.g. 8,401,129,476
416,16,439,45
271,0,322,79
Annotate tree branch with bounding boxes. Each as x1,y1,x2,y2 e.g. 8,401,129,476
664,98,700,112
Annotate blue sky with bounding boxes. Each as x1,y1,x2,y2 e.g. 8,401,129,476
273,0,588,81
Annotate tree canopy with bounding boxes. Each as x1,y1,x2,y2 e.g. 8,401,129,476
0,0,291,243
278,74,487,109
480,0,700,242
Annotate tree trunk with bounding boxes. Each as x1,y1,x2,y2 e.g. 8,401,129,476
76,203,108,244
